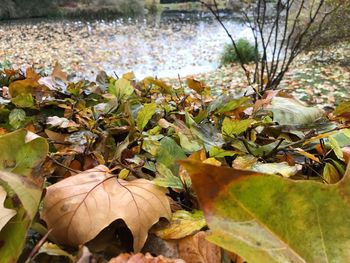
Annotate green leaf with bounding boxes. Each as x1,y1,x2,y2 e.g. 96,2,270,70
136,103,157,131
9,109,26,129
157,137,186,175
323,163,341,184
142,138,161,156
270,97,323,126
180,160,350,263
35,242,75,262
178,132,202,153
209,146,239,158
0,129,49,176
11,93,35,108
153,163,183,189
108,78,134,101
333,100,350,117
222,118,254,137
0,171,42,263
328,130,350,160
217,97,251,113
154,210,206,239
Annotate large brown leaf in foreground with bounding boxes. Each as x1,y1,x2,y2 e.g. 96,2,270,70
42,165,171,251
180,160,350,263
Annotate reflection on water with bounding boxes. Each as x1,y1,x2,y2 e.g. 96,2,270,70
0,13,253,79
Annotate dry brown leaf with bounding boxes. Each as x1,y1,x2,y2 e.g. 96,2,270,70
109,253,185,263
143,232,221,263
42,165,171,252
187,78,205,93
52,62,68,82
178,231,221,263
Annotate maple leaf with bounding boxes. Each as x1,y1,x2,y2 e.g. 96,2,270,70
41,165,171,252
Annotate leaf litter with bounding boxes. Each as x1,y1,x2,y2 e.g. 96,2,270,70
0,19,349,261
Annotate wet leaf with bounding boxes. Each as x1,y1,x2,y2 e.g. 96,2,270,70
42,165,171,252
180,160,350,263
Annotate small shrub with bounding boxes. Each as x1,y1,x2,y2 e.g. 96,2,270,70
220,38,259,65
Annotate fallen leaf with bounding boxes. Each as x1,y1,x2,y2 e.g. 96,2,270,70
137,103,157,131
47,116,80,129
269,97,324,126
154,210,206,240
42,165,171,252
180,160,350,263
0,170,42,262
52,62,68,82
0,129,48,177
0,185,16,232
187,78,205,93
222,118,254,137
109,252,184,263
178,231,221,263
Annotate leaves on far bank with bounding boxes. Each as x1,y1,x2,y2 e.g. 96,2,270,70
42,165,171,252
181,160,350,263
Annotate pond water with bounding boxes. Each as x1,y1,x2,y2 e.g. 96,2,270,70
0,13,253,79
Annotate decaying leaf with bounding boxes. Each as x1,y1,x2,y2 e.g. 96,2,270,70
181,160,350,263
42,165,171,252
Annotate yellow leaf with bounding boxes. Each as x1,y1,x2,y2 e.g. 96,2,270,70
294,148,320,163
186,78,205,93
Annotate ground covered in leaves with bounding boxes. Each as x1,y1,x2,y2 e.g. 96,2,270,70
0,60,350,262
